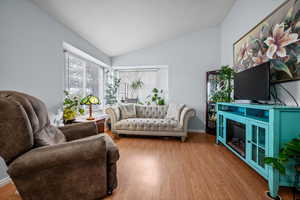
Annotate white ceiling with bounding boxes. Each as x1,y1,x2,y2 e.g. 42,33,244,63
32,0,235,57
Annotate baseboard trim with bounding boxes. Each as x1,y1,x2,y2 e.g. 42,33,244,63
0,177,11,188
188,129,205,133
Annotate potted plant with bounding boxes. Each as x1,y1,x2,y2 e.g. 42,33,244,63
265,136,300,174
63,91,84,124
104,73,121,106
146,88,165,105
130,79,144,99
211,65,235,102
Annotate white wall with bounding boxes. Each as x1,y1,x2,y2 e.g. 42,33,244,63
113,27,221,131
0,0,111,114
0,0,111,181
221,0,300,105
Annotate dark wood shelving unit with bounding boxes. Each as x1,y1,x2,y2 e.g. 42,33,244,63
205,70,220,135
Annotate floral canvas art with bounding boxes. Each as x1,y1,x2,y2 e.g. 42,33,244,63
233,0,300,83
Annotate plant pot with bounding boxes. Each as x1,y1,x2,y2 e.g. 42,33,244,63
64,119,75,124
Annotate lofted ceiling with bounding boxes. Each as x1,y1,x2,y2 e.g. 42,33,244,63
31,0,235,57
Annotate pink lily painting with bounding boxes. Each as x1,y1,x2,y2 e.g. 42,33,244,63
233,0,300,83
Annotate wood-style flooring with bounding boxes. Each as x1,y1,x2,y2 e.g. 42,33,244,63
0,133,294,200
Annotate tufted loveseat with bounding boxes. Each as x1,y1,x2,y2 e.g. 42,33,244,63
106,105,195,142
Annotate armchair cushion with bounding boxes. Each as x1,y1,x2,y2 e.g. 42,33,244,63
34,125,66,147
58,122,98,141
8,135,106,177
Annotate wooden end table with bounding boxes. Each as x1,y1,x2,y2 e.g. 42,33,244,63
74,114,108,133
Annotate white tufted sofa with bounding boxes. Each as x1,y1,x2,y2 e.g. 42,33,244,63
105,105,196,142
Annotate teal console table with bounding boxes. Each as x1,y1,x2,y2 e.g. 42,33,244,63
216,103,300,199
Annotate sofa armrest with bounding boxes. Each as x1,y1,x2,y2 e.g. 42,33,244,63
58,122,98,141
105,107,120,131
8,135,106,177
179,107,196,131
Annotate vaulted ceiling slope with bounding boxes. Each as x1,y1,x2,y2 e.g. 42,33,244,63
31,0,235,57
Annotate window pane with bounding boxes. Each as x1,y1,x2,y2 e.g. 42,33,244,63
258,127,266,147
65,52,105,109
68,54,85,97
252,144,257,162
252,125,257,143
85,62,99,97
117,68,168,104
258,148,265,168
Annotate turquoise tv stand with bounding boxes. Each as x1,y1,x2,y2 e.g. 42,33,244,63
216,102,300,199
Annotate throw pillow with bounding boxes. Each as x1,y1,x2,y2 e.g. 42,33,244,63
165,103,185,121
119,104,136,119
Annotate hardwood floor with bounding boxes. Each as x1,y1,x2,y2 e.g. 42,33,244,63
0,133,294,200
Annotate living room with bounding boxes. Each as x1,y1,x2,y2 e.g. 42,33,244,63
0,0,300,200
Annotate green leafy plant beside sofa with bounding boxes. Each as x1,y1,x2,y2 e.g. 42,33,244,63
63,91,84,123
105,73,121,105
211,65,235,102
265,136,300,174
146,88,165,105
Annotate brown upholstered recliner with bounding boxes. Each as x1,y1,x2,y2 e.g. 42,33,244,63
0,91,119,200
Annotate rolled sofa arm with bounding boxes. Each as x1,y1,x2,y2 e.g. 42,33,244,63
105,107,120,132
8,135,106,177
179,107,196,131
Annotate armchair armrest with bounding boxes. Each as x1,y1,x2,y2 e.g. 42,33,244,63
58,122,98,141
8,135,106,177
179,107,196,131
105,107,120,132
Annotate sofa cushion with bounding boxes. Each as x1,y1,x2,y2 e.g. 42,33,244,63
165,103,185,121
119,104,136,119
115,118,183,132
136,105,168,118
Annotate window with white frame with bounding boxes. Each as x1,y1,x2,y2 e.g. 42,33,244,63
115,66,168,104
64,52,104,103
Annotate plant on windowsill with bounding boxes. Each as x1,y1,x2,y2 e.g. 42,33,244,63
146,88,165,105
63,91,84,124
265,136,300,175
211,65,235,103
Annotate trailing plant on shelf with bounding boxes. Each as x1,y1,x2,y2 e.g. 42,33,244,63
130,79,144,98
63,91,84,123
265,136,300,175
146,88,165,105
105,73,121,105
211,65,235,102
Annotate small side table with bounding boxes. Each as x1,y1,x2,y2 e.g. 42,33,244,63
75,114,108,133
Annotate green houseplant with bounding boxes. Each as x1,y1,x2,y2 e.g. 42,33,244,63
265,136,300,174
63,91,84,124
130,79,144,98
211,65,235,102
146,88,165,105
105,73,121,106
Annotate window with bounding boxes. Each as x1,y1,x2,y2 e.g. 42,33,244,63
65,52,104,102
115,66,168,104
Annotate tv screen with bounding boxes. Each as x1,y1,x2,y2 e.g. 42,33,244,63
234,62,270,101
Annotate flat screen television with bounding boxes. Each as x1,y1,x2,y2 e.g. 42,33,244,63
234,62,270,101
